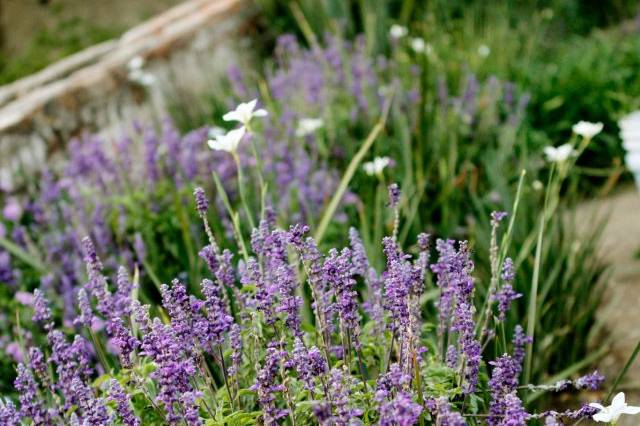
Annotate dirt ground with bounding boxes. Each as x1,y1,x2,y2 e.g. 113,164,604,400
575,185,640,425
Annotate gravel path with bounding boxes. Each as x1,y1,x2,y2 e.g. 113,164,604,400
575,185,640,425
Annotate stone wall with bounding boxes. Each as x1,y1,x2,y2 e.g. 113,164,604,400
0,0,253,190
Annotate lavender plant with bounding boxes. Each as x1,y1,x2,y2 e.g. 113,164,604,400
0,28,607,399
0,185,623,426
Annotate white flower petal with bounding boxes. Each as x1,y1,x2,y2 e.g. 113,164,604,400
296,118,324,137
612,392,626,408
253,108,268,117
223,111,241,122
622,405,640,415
390,24,408,39
589,403,605,410
572,121,603,139
128,56,144,70
411,38,426,53
208,127,246,152
478,44,491,57
592,412,611,422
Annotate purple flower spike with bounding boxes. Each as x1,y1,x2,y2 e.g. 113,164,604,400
388,183,401,208
193,187,209,216
108,379,140,426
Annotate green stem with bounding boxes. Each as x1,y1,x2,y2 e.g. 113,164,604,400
524,166,556,384
0,236,47,273
232,152,256,231
314,95,393,244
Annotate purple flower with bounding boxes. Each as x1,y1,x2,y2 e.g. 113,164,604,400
114,266,135,317
512,326,532,369
574,371,605,391
488,355,521,425
106,317,139,368
228,324,243,377
375,363,411,402
28,347,48,384
435,397,466,426
108,379,140,426
14,364,49,424
388,183,401,208
3,198,22,221
323,247,361,347
32,289,52,327
379,392,422,426
199,244,218,275
193,187,209,216
71,376,110,425
446,345,458,369
328,368,363,425
180,391,202,426
81,236,103,276
491,211,508,224
251,342,288,425
75,288,94,328
501,257,515,282
200,278,233,347
0,400,20,426
493,258,520,321
291,338,327,391
133,233,146,263
500,392,529,426
140,318,198,424
0,251,16,286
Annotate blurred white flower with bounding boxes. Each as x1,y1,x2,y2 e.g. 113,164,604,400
618,111,640,151
390,24,408,39
207,126,226,139
223,99,268,127
572,121,603,139
127,56,156,87
532,180,544,191
296,118,324,137
544,144,575,163
618,111,640,132
363,156,391,176
478,44,491,57
589,392,640,423
410,38,426,53
208,127,246,153
127,56,145,71
129,70,156,87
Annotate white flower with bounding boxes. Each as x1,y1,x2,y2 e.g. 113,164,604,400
129,69,156,87
589,392,640,423
390,24,408,39
223,99,268,127
207,126,226,139
572,121,603,139
127,56,145,71
363,156,391,176
544,144,576,163
295,118,324,137
410,38,426,53
127,56,156,86
478,44,491,57
532,180,544,191
207,127,246,153
618,111,640,132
